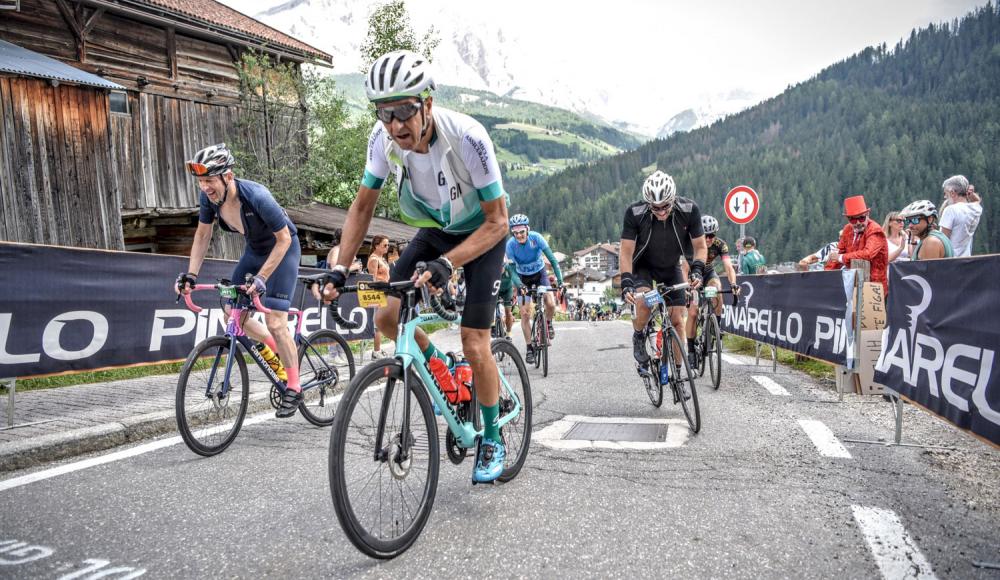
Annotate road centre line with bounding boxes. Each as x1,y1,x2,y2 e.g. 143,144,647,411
851,505,938,579
798,419,852,458
0,412,276,492
753,375,790,396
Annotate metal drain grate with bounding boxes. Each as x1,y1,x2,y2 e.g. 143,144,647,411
563,422,668,442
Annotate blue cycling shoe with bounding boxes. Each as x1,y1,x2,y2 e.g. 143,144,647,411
472,438,506,483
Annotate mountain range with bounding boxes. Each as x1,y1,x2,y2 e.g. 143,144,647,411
232,0,760,136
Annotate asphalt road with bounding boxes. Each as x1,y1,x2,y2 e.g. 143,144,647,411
2,322,998,579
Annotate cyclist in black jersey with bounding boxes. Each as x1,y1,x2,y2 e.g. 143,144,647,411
619,171,708,376
686,216,739,366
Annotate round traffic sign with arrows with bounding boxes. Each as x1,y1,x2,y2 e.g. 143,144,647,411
724,185,760,225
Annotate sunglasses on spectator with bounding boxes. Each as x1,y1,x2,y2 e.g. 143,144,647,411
847,214,868,223
512,228,528,236
375,101,422,124
904,216,923,225
894,218,905,223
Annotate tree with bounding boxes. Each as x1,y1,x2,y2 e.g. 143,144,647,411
359,0,440,71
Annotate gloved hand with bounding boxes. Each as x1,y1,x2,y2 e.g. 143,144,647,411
689,260,705,289
417,257,453,290
620,272,636,302
249,274,267,297
175,272,197,294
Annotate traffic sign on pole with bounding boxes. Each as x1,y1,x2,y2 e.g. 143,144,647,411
724,185,760,225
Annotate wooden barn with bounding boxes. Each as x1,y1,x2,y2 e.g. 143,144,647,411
0,0,376,259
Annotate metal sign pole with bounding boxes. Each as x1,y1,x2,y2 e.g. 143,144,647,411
0,377,56,431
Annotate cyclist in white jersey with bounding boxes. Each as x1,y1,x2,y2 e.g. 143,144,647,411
315,51,510,483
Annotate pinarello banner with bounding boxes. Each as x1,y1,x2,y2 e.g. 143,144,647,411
874,256,1000,447
0,242,374,379
719,270,857,366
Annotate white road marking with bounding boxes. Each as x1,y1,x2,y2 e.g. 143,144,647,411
752,375,791,396
0,411,277,492
534,415,689,450
851,505,938,579
798,419,852,458
721,354,745,365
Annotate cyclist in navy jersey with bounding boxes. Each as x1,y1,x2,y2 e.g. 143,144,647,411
174,143,304,419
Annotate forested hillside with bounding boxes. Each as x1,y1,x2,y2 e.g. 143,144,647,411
517,4,1000,262
333,73,643,192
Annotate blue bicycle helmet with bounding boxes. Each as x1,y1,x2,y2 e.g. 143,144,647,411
509,214,530,228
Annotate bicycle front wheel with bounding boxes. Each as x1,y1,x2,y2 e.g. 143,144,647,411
491,338,532,482
531,313,542,369
297,330,355,427
665,327,700,433
329,359,439,559
175,336,249,456
706,314,723,390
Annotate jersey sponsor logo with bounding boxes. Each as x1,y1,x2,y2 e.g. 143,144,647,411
465,134,491,175
368,125,384,161
875,274,998,426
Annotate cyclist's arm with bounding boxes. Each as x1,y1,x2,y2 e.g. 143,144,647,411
443,197,508,268
256,226,292,281
336,184,381,269
619,239,635,274
541,246,563,285
508,264,523,288
186,221,214,277
691,235,708,264
721,255,738,286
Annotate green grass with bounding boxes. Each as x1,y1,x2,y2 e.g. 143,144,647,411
723,335,835,381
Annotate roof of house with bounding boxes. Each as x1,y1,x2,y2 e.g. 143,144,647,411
285,202,418,244
0,40,125,90
574,242,620,257
565,267,611,282
138,0,332,63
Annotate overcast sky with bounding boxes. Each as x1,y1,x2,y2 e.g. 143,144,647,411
230,0,987,123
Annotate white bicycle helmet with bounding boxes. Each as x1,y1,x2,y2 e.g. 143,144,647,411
187,143,235,177
365,50,436,103
702,215,719,235
642,171,677,206
900,199,937,218
509,214,530,228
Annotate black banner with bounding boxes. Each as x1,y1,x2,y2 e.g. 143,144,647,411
719,270,856,365
0,242,374,378
874,256,1000,447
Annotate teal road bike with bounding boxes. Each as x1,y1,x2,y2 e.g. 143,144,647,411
327,271,532,559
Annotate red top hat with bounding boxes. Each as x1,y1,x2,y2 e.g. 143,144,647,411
843,195,869,216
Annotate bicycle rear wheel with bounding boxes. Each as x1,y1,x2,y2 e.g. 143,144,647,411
643,321,663,407
664,327,700,433
175,336,249,456
696,315,707,378
531,312,542,369
329,359,439,559
706,314,723,390
491,339,532,482
297,329,355,426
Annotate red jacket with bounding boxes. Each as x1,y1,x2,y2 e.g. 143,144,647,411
824,220,889,292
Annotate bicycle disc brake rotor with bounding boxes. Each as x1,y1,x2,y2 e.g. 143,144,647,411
388,432,414,480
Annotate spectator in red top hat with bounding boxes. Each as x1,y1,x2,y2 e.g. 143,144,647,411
824,195,889,293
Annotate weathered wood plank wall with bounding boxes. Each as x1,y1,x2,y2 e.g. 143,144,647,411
0,76,123,249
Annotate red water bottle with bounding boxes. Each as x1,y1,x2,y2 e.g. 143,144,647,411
428,356,460,403
452,359,473,403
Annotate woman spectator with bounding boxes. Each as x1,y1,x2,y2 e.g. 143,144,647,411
882,211,908,262
367,235,391,358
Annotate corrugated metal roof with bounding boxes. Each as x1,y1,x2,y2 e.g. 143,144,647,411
0,40,125,90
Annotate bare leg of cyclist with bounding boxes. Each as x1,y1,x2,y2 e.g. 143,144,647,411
544,293,556,336
375,296,432,353
264,311,299,391
520,300,534,344
504,306,515,337
670,305,687,366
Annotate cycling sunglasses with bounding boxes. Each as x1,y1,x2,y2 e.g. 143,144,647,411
904,216,923,225
649,203,671,214
511,227,529,236
375,101,423,124
187,161,211,176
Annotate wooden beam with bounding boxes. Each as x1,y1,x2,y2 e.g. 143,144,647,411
54,0,82,39
226,44,240,64
166,27,177,80
82,7,105,36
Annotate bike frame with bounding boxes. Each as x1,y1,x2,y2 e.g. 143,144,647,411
183,283,331,399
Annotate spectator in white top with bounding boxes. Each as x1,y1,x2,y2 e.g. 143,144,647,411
882,211,908,262
939,175,983,257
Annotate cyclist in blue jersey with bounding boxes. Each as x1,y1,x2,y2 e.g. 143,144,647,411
175,143,303,419
315,51,510,483
506,214,563,364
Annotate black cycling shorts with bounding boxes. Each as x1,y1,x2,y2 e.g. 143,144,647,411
633,264,686,307
391,228,505,329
